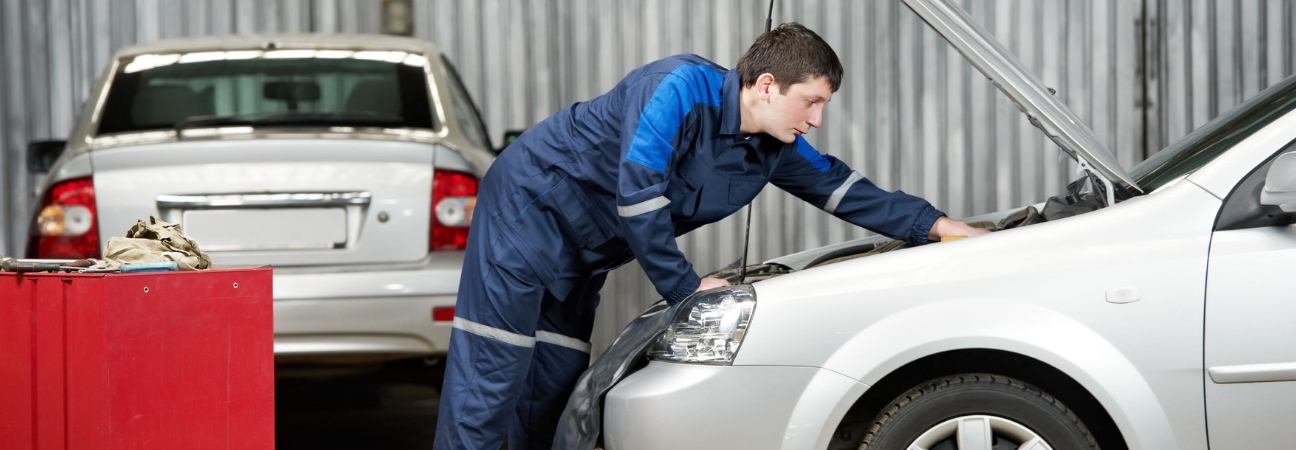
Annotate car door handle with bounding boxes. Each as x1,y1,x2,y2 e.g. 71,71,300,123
1202,363,1296,383
1208,362,1296,383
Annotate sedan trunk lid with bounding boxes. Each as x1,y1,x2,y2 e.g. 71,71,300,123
90,138,436,267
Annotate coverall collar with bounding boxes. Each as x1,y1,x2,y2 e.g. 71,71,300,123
720,69,743,137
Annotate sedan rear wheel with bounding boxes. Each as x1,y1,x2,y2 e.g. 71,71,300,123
859,373,1098,450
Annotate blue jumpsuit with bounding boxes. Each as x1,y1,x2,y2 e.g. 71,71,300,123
434,54,945,450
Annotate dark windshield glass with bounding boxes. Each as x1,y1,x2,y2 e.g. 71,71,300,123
98,52,435,135
1130,74,1296,191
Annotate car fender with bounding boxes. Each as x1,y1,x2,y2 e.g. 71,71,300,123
785,368,871,450
814,298,1177,450
44,151,94,189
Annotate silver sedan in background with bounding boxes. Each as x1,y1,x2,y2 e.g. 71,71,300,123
26,34,497,381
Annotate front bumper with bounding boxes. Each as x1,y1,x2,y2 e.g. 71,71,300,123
603,361,867,450
271,264,461,362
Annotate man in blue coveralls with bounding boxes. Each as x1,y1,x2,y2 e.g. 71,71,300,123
435,23,987,450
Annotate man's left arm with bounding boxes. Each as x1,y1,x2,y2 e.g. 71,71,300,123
770,136,985,244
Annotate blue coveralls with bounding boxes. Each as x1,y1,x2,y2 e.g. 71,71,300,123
433,54,946,450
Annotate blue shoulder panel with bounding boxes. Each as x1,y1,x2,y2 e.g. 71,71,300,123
794,135,831,173
626,64,723,173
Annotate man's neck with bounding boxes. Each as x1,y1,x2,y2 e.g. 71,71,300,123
737,87,760,136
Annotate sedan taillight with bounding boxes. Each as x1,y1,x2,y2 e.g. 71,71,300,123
27,177,101,259
431,169,478,251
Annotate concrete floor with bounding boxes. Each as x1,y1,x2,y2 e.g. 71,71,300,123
276,377,441,450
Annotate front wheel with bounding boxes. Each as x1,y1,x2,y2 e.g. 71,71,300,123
860,374,1099,450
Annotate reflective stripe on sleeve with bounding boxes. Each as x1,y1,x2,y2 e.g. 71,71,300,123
453,317,536,348
536,331,592,354
824,171,864,214
617,196,671,217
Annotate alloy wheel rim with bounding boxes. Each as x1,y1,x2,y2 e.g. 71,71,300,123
906,415,1051,450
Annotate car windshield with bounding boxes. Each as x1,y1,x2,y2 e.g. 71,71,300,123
97,50,435,135
1128,74,1296,192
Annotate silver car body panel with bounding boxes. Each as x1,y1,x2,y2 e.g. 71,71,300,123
766,203,1042,271
46,151,95,184
269,250,464,357
111,34,441,59
1204,226,1296,449
603,362,867,450
903,0,1141,196
272,261,461,357
89,139,470,267
736,179,1217,450
1199,117,1296,449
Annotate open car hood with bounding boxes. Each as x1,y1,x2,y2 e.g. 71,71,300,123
904,0,1142,199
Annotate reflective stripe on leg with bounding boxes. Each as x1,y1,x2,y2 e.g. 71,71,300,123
453,317,537,348
535,330,591,354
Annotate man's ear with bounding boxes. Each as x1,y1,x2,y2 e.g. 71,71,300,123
755,73,778,100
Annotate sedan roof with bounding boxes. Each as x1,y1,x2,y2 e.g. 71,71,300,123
113,34,442,59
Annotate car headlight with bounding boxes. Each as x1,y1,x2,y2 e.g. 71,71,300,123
647,285,756,365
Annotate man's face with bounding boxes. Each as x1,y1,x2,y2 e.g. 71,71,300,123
761,76,833,144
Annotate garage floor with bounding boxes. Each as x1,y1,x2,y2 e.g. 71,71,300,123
276,378,440,450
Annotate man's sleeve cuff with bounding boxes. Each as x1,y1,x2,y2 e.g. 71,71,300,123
664,271,702,305
908,205,947,246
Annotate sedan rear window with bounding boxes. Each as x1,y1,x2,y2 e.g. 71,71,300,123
98,50,435,135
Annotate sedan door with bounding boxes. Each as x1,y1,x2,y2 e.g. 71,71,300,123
1204,137,1296,448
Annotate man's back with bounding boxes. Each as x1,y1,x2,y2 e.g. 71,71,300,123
496,54,730,201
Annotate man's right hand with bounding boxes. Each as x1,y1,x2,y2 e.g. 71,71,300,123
695,276,731,292
928,216,990,241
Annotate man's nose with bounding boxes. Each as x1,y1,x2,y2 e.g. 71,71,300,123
808,108,823,128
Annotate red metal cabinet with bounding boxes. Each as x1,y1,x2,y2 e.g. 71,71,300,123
1,268,274,450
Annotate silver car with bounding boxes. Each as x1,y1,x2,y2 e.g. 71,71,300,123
26,34,495,377
596,1,1296,449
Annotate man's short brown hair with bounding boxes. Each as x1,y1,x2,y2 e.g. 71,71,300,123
737,22,843,94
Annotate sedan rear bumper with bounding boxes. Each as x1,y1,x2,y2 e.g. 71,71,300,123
603,361,867,450
271,264,461,362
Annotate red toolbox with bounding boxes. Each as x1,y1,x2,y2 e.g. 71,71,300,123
1,267,274,450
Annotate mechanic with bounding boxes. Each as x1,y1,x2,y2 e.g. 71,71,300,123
434,22,988,450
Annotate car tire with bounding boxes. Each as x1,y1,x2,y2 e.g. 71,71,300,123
859,373,1099,450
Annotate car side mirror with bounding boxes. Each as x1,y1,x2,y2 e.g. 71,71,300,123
497,129,526,153
1260,152,1296,212
27,140,66,174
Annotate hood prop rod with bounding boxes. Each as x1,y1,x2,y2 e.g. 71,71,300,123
739,0,775,285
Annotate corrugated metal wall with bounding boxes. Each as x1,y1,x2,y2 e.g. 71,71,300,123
1149,0,1296,151
3,0,1294,355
